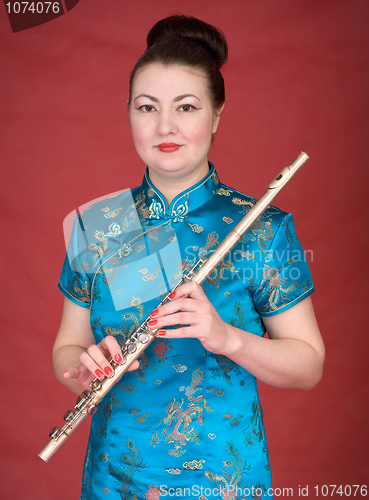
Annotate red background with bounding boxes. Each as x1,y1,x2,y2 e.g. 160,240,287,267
1,0,368,498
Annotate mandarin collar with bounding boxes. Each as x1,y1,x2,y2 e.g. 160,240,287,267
138,162,220,223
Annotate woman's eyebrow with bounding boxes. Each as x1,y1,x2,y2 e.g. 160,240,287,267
133,94,159,102
173,94,201,102
133,93,201,103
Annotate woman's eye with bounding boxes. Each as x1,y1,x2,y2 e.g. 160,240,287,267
138,105,155,112
178,104,197,112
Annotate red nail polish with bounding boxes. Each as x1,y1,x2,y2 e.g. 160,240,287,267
148,319,157,327
169,291,176,299
114,353,122,364
95,369,104,379
150,309,159,317
158,330,166,336
104,366,113,377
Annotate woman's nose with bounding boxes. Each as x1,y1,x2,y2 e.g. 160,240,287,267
156,110,177,136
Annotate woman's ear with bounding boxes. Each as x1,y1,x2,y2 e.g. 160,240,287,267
212,103,225,133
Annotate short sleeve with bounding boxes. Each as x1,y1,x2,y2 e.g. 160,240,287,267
252,213,314,317
58,214,92,308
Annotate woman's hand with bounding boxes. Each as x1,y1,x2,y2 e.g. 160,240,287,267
147,284,325,391
62,336,140,392
148,281,230,355
53,298,140,395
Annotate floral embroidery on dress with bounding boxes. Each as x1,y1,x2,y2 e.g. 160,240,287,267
147,199,190,222
144,484,162,500
106,222,122,238
258,264,299,312
133,412,151,423
207,387,225,397
171,364,187,372
116,384,135,393
148,199,164,220
234,249,255,260
204,442,251,494
188,222,204,233
232,196,255,208
108,438,146,500
152,338,173,363
103,207,124,219
215,187,231,196
228,302,244,329
183,459,205,469
251,218,274,255
97,392,121,446
172,201,189,222
244,398,268,452
70,273,90,304
142,269,162,281
229,414,244,426
302,279,313,292
165,468,181,475
211,170,219,185
223,216,233,224
193,231,219,259
284,214,294,243
212,355,241,386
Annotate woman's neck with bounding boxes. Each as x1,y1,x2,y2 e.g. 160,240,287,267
148,162,210,205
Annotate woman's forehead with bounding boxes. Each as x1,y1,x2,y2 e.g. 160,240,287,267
132,64,209,98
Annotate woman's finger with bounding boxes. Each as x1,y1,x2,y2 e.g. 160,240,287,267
79,345,114,379
170,281,207,301
126,360,140,371
149,282,208,320
98,335,125,365
62,366,82,380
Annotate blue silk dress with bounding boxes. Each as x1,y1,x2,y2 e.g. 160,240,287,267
59,164,314,500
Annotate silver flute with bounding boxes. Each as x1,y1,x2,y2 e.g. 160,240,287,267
38,152,309,462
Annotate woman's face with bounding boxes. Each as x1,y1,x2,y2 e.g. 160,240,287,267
129,64,222,182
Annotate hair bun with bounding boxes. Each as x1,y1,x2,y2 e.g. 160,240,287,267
146,14,228,69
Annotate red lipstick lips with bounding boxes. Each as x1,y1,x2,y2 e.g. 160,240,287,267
158,143,180,152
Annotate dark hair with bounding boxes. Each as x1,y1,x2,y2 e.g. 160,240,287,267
128,15,228,111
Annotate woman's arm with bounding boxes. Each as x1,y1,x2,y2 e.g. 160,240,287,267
52,297,138,395
224,295,325,390
146,282,325,391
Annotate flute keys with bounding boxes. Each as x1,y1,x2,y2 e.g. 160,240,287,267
76,390,91,405
63,410,74,421
48,427,59,438
88,405,97,415
127,343,137,354
91,379,102,391
138,332,149,344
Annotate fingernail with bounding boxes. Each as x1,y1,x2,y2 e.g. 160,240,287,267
95,369,104,379
148,319,157,327
150,309,159,317
158,330,166,336
169,291,176,299
114,353,122,364
104,366,114,378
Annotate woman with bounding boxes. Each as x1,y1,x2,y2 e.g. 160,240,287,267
53,15,325,500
